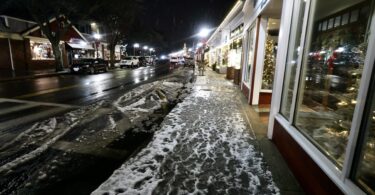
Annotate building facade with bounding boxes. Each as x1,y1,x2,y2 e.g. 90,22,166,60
268,0,375,194
207,1,245,77
211,0,375,194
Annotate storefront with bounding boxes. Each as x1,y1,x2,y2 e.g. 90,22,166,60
269,0,375,194
207,1,245,75
241,0,282,105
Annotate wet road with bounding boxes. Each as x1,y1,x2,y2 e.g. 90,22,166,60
0,63,170,106
0,63,187,195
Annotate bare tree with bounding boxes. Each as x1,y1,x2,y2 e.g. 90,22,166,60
95,0,141,67
12,0,97,72
21,0,77,71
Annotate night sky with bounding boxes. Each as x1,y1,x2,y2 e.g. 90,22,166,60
141,0,236,53
1,0,236,53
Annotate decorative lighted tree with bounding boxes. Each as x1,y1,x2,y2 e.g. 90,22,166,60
262,39,276,89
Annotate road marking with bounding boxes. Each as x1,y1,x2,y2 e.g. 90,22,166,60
0,98,78,108
0,104,38,116
13,84,81,99
0,107,71,132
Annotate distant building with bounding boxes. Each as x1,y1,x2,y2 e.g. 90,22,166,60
0,15,118,75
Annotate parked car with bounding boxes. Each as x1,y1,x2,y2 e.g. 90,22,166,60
70,58,108,74
138,56,148,66
117,56,140,68
170,56,185,65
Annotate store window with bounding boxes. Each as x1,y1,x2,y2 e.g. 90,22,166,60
280,0,308,119
30,41,55,60
262,19,280,90
351,66,375,194
229,38,243,68
244,25,256,84
294,0,373,168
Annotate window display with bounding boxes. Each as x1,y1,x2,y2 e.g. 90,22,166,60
229,38,243,68
261,18,280,92
280,0,307,119
244,25,256,84
352,74,375,194
30,41,55,60
294,0,372,168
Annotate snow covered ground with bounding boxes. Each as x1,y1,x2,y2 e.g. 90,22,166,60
92,72,279,195
0,68,194,194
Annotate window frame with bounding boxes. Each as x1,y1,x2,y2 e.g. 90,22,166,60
270,0,375,194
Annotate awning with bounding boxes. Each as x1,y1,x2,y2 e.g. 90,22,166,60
66,43,94,50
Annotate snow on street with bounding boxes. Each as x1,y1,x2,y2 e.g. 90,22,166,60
93,71,279,195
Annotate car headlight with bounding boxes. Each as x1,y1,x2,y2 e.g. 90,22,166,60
84,65,90,68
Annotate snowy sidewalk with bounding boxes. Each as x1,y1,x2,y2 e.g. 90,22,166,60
93,70,280,195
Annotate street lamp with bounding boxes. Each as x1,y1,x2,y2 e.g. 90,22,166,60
142,46,148,56
133,43,140,56
93,33,101,58
198,28,210,38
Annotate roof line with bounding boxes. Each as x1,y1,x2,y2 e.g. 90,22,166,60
207,0,244,44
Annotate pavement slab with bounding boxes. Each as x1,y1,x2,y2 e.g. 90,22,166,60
93,70,280,195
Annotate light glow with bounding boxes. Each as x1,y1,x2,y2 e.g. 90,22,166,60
198,28,210,38
93,33,101,40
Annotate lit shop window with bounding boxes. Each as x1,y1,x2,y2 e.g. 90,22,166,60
30,41,55,60
262,19,280,90
351,74,375,194
294,0,372,168
244,25,256,84
280,0,307,119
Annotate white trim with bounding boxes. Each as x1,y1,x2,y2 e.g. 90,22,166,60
22,18,57,36
0,15,37,25
252,17,268,105
8,38,14,71
342,1,375,181
290,0,312,124
207,1,244,44
260,89,272,93
72,25,89,42
0,32,23,40
267,0,294,139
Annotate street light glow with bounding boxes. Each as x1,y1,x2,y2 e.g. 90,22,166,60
143,46,149,50
134,43,140,48
93,33,101,40
197,42,204,47
198,28,210,38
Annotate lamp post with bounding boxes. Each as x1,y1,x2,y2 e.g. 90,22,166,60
143,46,148,56
133,43,139,56
149,48,154,56
93,33,102,58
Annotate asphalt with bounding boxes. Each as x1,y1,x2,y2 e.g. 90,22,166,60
93,69,304,195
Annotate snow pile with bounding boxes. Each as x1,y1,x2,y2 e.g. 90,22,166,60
93,75,279,195
0,101,105,174
114,79,191,123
